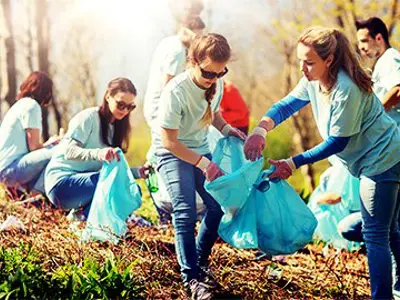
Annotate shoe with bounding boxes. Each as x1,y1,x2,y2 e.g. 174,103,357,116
199,266,218,290
66,209,86,222
187,279,213,300
393,289,400,300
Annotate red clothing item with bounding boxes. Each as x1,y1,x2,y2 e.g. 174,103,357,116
220,82,250,127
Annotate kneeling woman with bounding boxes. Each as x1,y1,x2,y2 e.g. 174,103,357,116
0,71,61,194
45,78,147,218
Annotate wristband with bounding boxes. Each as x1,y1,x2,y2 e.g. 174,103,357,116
221,123,234,136
286,157,297,170
195,156,211,172
252,126,268,137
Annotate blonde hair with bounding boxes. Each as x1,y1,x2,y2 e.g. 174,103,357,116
188,33,231,125
298,26,372,93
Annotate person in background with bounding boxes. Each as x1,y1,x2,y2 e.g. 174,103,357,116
220,80,250,134
144,14,205,131
0,71,62,195
45,78,148,219
244,26,400,299
356,17,400,125
154,33,246,299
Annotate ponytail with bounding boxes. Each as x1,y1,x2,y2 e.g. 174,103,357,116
200,83,216,126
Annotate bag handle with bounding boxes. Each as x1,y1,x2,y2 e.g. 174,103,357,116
254,165,281,192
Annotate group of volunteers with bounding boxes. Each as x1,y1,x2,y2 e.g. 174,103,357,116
0,11,399,299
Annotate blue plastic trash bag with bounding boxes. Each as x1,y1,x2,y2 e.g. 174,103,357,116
254,168,318,255
205,136,263,226
308,161,361,251
82,149,142,244
205,137,316,255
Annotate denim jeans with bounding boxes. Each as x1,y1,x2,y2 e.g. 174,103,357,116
47,172,99,217
338,211,400,293
0,147,54,193
359,162,400,299
157,152,223,283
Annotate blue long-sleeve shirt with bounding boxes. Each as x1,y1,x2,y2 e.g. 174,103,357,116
264,95,350,167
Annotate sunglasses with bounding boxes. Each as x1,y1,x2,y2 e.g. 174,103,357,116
113,99,136,112
199,66,229,80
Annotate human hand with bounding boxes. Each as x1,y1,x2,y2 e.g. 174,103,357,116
98,147,120,162
268,158,296,179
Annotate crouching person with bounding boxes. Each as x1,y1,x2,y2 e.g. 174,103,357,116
45,78,147,219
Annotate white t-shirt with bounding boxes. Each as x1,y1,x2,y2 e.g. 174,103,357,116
144,35,187,128
45,107,113,193
372,47,400,125
0,97,42,171
154,70,224,155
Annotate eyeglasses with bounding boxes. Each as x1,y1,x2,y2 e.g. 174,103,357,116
199,66,229,79
113,98,136,112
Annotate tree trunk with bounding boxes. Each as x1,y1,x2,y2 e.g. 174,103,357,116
35,0,62,138
2,0,17,108
388,0,399,37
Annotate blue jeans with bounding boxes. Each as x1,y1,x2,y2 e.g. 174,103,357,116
0,147,54,193
359,162,400,299
157,152,223,283
47,172,99,217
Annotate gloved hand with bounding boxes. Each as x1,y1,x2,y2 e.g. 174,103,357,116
195,156,224,182
268,158,296,179
244,126,267,161
205,162,225,182
137,163,151,179
98,147,120,162
221,123,247,141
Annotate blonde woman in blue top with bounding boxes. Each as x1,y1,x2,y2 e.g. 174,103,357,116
244,27,400,299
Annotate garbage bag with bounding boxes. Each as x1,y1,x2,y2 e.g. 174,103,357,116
308,163,361,250
82,149,142,243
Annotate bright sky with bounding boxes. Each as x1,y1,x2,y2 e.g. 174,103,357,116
60,0,276,103
7,0,276,107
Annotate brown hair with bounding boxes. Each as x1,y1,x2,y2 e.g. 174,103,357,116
99,78,137,152
298,27,372,93
180,15,205,48
188,33,231,125
17,71,53,106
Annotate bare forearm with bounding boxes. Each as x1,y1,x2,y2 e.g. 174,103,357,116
382,86,400,111
212,111,227,131
163,140,202,165
28,143,44,151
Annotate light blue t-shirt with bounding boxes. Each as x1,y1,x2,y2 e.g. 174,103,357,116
154,70,224,155
372,47,400,126
289,70,400,177
45,107,113,193
0,97,42,171
144,35,187,128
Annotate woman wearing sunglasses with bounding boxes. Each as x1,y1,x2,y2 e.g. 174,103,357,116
45,77,148,219
154,33,246,300
244,27,400,299
0,71,62,195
